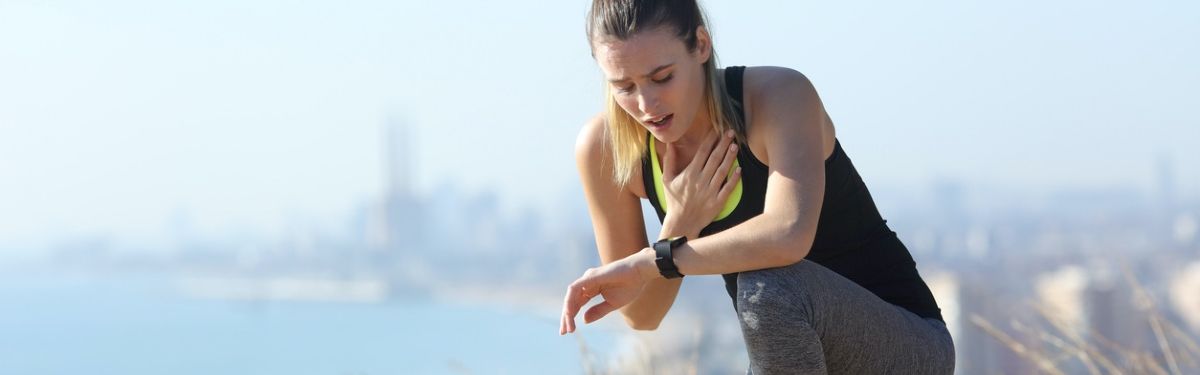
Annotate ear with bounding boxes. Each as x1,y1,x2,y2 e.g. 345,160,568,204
693,25,712,64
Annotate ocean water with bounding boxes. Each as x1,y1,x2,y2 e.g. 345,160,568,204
0,271,616,374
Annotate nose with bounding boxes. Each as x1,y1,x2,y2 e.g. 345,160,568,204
636,86,659,115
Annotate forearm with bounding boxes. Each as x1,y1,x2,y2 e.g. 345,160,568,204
649,213,813,277
613,219,695,330
596,215,701,330
615,277,682,330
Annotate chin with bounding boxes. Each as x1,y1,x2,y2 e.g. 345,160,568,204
661,121,692,143
656,132,687,145
644,126,672,143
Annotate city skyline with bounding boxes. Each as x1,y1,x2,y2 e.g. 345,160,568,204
2,0,1197,252
2,111,1193,256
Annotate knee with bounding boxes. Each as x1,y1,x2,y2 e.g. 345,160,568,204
736,261,816,312
735,265,822,345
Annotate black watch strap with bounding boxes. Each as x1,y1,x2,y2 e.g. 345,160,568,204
653,236,687,279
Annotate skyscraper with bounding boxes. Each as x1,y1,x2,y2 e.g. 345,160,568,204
367,116,424,258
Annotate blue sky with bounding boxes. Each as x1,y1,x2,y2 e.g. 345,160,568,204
1,0,1196,251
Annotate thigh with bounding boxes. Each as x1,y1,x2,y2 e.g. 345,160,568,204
737,260,954,374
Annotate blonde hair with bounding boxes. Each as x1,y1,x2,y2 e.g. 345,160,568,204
587,0,745,187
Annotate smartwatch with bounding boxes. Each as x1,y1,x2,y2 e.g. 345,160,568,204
653,236,687,279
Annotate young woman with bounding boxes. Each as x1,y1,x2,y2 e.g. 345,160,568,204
559,1,955,373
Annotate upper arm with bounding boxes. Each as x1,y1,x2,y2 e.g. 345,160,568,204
574,115,650,264
749,68,829,261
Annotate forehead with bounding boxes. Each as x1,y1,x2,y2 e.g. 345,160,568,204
593,27,686,79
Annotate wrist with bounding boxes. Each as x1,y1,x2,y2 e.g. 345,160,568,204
634,247,662,281
659,215,700,241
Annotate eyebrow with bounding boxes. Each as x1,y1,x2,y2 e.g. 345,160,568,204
607,63,674,83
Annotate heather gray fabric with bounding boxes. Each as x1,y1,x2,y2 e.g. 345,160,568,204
736,260,955,375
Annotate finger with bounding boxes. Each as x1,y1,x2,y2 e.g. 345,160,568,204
583,300,619,324
717,167,742,202
563,281,591,333
709,142,739,189
687,128,721,172
560,303,570,335
564,308,574,334
705,140,734,187
561,284,574,334
561,282,580,331
560,287,572,334
701,129,735,179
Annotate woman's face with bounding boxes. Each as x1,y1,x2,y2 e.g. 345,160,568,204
592,26,711,144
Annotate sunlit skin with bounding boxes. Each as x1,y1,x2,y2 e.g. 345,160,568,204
562,25,837,335
594,26,714,155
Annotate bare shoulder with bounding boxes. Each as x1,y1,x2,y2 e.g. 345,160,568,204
740,66,834,164
574,113,646,198
574,113,608,161
744,66,815,92
742,66,821,118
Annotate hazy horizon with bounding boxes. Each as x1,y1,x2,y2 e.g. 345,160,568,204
2,0,1196,251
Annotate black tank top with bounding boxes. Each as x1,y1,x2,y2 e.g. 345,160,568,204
641,66,944,322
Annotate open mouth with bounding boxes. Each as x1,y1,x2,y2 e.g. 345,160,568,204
648,114,673,127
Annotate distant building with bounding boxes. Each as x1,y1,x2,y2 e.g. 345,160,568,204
1035,265,1088,334
925,272,963,373
933,271,1033,374
367,117,424,258
1175,212,1198,247
1085,267,1153,362
1037,264,1156,367
1170,261,1200,333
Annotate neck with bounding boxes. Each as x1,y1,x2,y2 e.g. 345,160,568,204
653,113,714,178
672,107,714,150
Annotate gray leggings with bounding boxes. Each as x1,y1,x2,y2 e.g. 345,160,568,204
736,260,955,375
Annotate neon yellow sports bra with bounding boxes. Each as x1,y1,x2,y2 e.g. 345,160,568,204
648,136,744,222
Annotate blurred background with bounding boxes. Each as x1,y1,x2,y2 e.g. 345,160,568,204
1,0,1197,373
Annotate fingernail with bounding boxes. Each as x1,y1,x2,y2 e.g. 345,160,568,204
736,167,742,174
725,129,734,137
729,144,737,151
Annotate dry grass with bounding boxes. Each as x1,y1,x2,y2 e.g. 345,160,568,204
575,320,707,375
973,267,1200,375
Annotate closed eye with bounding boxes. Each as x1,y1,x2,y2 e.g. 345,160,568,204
613,73,670,94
